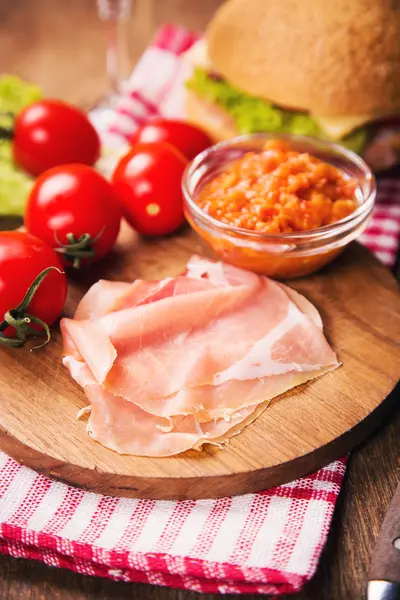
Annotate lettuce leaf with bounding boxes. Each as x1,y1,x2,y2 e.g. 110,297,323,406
339,127,368,155
0,75,42,217
186,68,367,155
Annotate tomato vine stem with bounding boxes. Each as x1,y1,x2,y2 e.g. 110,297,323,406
53,228,105,269
0,266,63,350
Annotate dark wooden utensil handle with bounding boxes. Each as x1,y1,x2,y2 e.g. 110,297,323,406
369,482,400,585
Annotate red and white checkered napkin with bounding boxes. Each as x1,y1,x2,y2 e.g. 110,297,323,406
0,455,347,595
0,25,399,596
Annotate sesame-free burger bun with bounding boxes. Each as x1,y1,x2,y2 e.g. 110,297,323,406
207,0,400,117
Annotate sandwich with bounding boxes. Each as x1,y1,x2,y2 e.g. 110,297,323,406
184,0,400,171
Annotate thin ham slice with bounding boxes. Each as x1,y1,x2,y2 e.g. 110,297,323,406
64,356,261,457
61,256,339,457
74,276,223,320
86,388,264,457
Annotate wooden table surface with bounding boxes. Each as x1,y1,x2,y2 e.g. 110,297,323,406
0,1,399,599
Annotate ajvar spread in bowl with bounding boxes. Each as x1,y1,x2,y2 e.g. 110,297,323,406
182,133,376,279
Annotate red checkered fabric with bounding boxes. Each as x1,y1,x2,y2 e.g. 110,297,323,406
358,179,400,266
0,453,347,594
0,25,397,595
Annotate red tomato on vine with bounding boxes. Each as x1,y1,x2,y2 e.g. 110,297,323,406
0,231,67,349
0,100,100,176
129,119,212,161
112,142,188,237
25,164,122,268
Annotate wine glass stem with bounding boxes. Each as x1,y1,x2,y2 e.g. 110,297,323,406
106,18,119,95
98,0,132,99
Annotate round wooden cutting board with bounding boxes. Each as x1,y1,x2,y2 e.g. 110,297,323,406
0,225,399,499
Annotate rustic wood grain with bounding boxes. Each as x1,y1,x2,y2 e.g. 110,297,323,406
0,227,399,499
0,0,399,597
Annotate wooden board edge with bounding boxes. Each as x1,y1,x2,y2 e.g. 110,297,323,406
1,381,398,500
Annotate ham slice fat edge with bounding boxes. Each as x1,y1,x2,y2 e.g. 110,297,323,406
60,256,339,457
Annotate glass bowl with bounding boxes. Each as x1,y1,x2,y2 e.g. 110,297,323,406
182,132,376,279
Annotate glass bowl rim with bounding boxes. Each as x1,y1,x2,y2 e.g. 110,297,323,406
182,132,376,242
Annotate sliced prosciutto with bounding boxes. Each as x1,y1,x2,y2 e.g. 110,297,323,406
64,356,263,456
61,256,339,457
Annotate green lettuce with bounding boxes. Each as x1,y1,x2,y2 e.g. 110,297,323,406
186,68,367,155
338,127,368,155
0,75,42,217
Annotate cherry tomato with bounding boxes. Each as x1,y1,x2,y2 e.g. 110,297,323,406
25,164,121,268
129,119,212,161
112,142,188,236
0,231,67,348
11,100,100,176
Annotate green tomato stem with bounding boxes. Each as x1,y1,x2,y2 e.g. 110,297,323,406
53,228,105,269
0,266,63,350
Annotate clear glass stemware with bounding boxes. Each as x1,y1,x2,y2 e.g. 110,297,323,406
91,0,133,157
96,0,132,106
